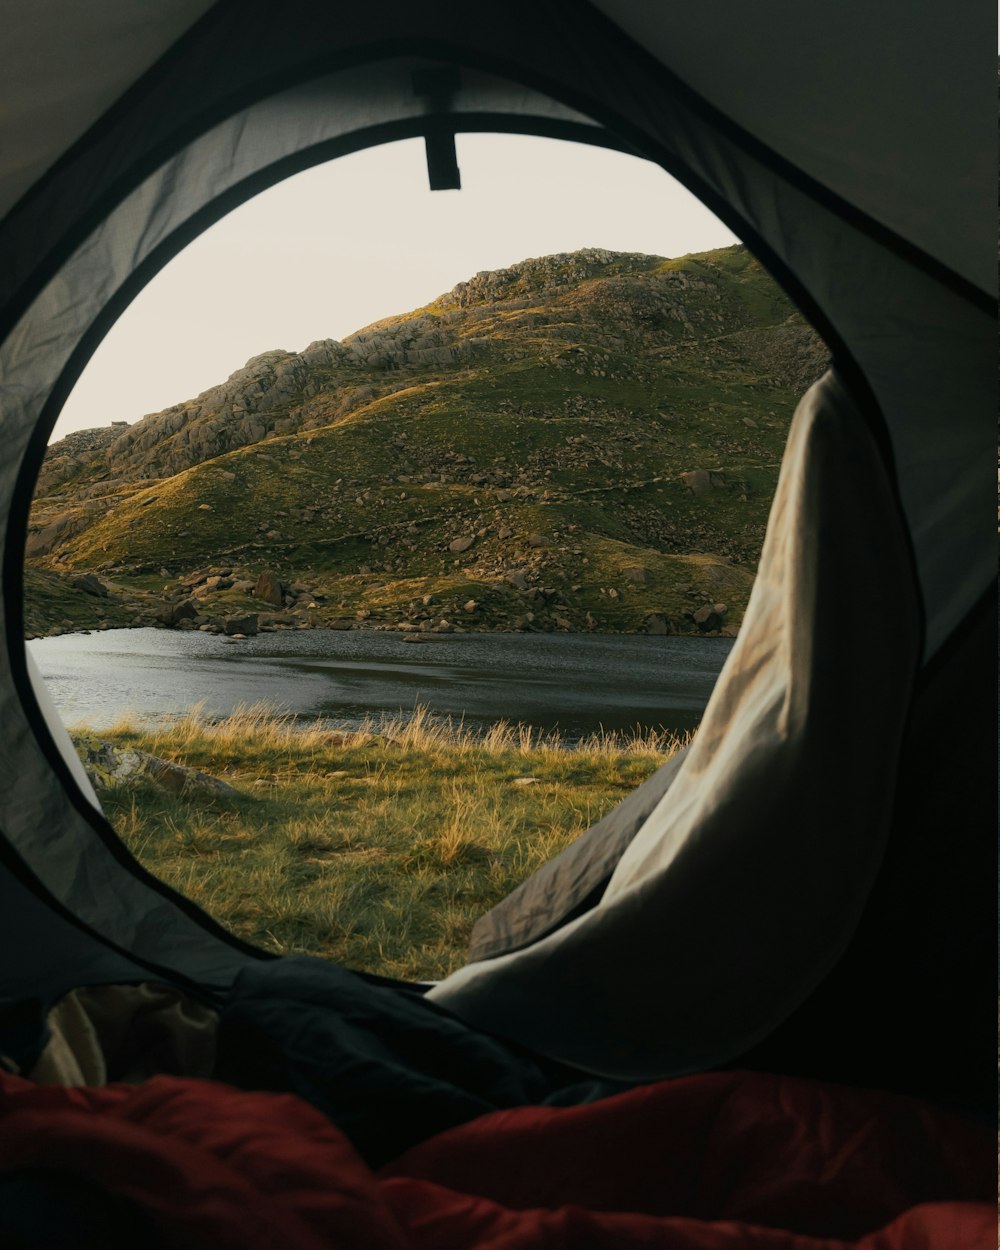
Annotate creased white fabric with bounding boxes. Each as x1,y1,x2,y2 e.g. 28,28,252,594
430,371,921,1079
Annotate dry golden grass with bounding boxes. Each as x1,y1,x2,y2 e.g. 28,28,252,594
85,704,684,981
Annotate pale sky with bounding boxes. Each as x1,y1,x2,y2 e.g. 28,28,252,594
51,133,737,442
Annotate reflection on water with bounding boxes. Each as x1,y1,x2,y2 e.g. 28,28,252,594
27,627,734,739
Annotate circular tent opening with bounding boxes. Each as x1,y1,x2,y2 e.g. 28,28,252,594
24,132,829,981
1,21,990,1112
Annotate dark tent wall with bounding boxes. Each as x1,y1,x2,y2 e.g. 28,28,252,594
0,2,993,1090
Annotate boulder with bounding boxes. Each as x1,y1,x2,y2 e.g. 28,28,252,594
174,598,199,622
692,604,723,631
527,532,548,548
448,535,475,553
155,597,198,627
71,733,239,798
70,573,108,597
681,469,726,495
224,613,259,637
623,566,651,585
253,572,284,605
645,613,669,635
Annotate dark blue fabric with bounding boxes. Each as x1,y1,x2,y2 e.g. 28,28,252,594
213,956,624,1166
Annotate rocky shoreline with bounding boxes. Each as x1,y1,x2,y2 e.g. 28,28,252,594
28,564,737,642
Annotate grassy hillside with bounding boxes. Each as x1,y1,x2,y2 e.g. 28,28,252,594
27,245,827,638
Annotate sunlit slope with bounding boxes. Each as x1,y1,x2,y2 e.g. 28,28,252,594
28,245,827,636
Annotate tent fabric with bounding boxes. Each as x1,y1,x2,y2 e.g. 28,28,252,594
0,0,216,225
0,1067,992,1249
0,0,991,1124
0,2,990,1007
28,982,217,1087
588,0,996,299
468,744,690,961
430,370,922,1078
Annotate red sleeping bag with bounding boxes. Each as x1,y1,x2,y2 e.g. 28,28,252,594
0,1068,992,1249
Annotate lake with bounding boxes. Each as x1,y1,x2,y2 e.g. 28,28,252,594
27,627,735,740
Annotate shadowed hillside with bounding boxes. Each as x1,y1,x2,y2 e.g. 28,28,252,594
26,245,827,639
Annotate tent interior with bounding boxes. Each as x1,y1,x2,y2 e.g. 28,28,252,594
0,4,994,1246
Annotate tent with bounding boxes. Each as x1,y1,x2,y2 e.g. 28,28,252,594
0,3,994,1242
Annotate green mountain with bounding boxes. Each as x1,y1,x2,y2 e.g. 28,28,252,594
25,244,827,639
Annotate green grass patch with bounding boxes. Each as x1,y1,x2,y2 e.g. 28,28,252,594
84,704,682,982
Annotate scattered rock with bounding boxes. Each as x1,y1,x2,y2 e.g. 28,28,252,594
623,567,651,585
253,572,284,605
448,535,475,553
512,777,538,787
224,612,259,637
680,469,726,495
526,533,548,548
70,573,108,598
692,604,724,631
645,613,669,635
155,597,199,627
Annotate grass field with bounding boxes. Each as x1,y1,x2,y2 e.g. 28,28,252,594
85,706,682,981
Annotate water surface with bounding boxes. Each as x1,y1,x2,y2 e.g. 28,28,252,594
28,627,735,739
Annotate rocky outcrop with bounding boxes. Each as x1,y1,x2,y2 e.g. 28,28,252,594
72,732,239,797
25,503,105,557
36,244,825,507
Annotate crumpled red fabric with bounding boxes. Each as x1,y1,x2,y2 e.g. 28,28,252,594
0,1068,991,1249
